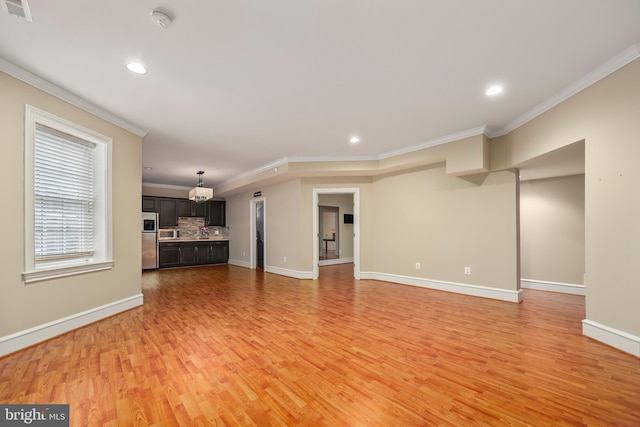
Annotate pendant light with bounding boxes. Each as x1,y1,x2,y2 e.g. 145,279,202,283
189,171,213,203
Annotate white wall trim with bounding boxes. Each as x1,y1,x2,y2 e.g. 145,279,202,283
378,126,488,160
489,43,640,138
582,319,640,357
265,265,313,280
0,294,144,357
521,279,586,295
228,259,251,269
319,257,354,266
0,57,147,138
142,182,191,190
360,272,522,303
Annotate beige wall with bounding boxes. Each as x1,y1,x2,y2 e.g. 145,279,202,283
226,180,302,271
495,58,640,337
0,72,142,338
226,190,252,264
264,179,302,270
372,166,519,290
142,185,189,199
520,175,585,285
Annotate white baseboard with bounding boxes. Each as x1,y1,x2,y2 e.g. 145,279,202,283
360,272,522,303
228,259,251,268
0,294,144,357
265,265,313,279
319,257,354,266
582,319,640,357
227,260,314,280
521,279,585,295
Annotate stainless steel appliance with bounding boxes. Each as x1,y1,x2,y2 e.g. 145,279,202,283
159,229,180,239
142,212,158,269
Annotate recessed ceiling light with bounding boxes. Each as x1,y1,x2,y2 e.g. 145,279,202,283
126,62,148,75
144,166,153,171
349,136,360,144
485,85,503,96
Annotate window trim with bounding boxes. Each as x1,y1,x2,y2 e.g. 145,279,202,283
23,105,113,284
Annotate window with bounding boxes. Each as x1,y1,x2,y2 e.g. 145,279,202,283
23,105,113,283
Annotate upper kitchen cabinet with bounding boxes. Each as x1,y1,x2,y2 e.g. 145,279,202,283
158,198,178,227
177,199,191,217
206,200,226,226
193,201,206,217
142,196,157,212
142,196,221,225
177,199,206,217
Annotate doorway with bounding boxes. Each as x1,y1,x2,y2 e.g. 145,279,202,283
517,140,585,295
312,188,360,280
250,198,265,270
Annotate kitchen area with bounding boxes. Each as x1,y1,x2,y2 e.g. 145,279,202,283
142,196,228,270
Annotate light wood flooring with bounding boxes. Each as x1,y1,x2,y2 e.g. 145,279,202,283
1,264,639,426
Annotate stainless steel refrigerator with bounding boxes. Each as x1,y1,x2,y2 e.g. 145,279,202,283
142,212,158,270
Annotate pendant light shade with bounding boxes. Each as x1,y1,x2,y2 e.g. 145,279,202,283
189,171,213,203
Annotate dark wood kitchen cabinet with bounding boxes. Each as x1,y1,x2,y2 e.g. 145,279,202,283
142,196,157,212
178,199,207,217
193,201,206,217
179,241,211,265
180,243,196,265
177,199,192,217
158,242,181,268
195,242,212,264
206,200,226,226
159,240,228,268
210,241,229,263
158,198,178,227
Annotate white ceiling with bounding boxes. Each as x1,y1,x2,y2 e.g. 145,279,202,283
1,0,639,190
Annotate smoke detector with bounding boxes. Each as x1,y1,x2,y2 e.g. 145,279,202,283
150,9,172,29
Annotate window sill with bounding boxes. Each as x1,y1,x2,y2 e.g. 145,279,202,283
22,261,115,284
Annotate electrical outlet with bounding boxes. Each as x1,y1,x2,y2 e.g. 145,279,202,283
415,262,421,270
464,266,471,275
283,256,287,262
243,251,246,257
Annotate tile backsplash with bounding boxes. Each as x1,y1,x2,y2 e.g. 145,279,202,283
170,217,229,239
177,217,205,239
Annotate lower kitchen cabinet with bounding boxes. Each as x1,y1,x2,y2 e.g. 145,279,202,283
159,241,229,268
180,244,197,265
210,241,229,263
158,242,181,268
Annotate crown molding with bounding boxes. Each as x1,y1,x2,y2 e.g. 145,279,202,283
378,126,488,159
286,155,378,163
0,57,147,138
489,43,640,138
142,182,191,190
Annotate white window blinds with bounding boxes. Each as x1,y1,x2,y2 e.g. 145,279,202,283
34,123,95,261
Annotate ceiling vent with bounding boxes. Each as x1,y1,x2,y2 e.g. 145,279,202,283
4,0,32,22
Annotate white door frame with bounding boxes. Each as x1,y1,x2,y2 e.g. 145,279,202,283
250,197,266,269
312,188,360,280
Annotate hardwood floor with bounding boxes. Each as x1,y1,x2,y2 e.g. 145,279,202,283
1,264,639,426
